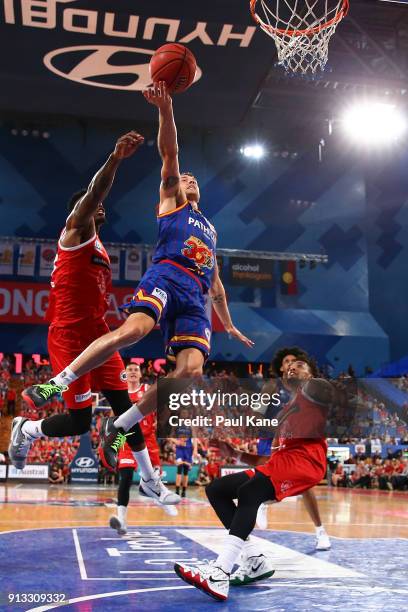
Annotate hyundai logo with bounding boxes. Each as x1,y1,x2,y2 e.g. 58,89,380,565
75,457,95,468
43,45,201,91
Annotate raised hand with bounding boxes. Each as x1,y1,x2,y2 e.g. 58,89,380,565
143,81,172,110
113,131,144,160
226,325,255,348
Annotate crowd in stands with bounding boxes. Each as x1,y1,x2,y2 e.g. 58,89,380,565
392,375,408,394
1,355,408,489
328,453,408,491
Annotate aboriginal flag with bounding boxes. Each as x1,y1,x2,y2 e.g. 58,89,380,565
280,261,297,295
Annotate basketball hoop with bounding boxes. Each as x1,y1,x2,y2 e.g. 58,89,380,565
250,0,349,74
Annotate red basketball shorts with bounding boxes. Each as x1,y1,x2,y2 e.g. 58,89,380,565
48,320,127,410
246,442,327,502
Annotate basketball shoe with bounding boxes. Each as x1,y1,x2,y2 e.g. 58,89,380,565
8,417,35,470
315,527,331,550
230,554,275,586
22,382,68,410
109,515,127,536
174,560,230,601
100,418,180,504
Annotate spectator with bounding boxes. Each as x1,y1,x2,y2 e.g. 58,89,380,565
7,387,16,416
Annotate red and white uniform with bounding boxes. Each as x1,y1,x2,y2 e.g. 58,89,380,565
118,384,161,469
45,230,127,409
247,386,328,501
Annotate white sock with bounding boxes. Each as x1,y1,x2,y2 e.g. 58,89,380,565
241,536,261,562
316,525,326,536
215,534,245,574
118,505,127,525
21,419,44,439
50,367,78,387
132,448,155,481
115,404,144,431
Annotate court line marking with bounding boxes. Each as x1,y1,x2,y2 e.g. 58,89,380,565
25,580,408,612
253,583,408,595
72,529,87,580
26,586,192,612
0,525,407,539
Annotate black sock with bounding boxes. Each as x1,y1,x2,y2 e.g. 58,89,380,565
181,487,186,497
176,486,180,495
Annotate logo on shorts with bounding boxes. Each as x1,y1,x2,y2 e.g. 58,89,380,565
120,370,127,382
204,328,211,342
75,457,95,468
152,287,168,306
74,390,92,403
280,480,293,493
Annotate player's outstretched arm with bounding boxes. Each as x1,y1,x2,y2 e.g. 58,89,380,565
143,81,185,214
66,131,144,231
209,260,254,349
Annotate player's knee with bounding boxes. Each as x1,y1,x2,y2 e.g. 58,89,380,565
173,363,203,378
236,482,254,506
112,316,150,348
69,407,92,435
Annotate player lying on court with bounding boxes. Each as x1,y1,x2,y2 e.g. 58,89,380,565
9,131,178,505
110,362,178,535
173,357,333,601
21,81,253,470
256,346,331,551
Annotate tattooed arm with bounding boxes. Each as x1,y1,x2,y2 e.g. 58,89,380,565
143,81,186,214
209,259,254,348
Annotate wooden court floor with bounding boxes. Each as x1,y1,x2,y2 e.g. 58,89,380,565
1,483,407,538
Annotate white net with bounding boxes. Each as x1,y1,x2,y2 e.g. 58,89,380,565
251,0,349,74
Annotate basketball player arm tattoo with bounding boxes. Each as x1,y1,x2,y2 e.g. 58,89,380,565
210,263,254,348
68,131,144,228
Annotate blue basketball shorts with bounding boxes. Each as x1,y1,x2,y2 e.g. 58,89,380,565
121,260,211,358
176,445,193,464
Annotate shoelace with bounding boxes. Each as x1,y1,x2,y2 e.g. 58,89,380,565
36,383,68,400
111,431,133,452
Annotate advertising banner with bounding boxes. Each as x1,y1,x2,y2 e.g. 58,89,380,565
8,464,49,480
70,433,98,483
228,257,274,287
17,243,37,277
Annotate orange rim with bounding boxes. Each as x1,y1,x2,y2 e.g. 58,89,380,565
250,0,349,37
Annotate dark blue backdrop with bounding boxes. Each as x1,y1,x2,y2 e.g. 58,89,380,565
1,122,402,374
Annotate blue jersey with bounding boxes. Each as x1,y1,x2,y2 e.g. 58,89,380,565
175,424,193,446
152,201,217,293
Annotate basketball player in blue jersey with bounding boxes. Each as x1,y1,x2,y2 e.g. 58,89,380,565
172,408,199,497
22,81,253,479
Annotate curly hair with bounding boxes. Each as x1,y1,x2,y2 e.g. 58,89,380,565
271,346,318,377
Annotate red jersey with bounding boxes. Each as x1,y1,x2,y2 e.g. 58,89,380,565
129,384,156,438
45,230,111,326
277,385,328,451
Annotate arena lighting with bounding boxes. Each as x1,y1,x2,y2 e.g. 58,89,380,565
341,102,407,146
240,144,266,159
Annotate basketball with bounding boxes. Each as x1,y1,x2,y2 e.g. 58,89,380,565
149,43,197,94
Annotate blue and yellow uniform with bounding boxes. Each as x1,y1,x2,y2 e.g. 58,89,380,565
175,423,194,465
122,200,217,358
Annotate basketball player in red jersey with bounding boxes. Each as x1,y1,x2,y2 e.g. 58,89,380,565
110,362,178,534
21,81,253,470
174,357,333,601
257,347,331,551
10,131,178,505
